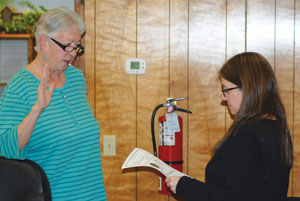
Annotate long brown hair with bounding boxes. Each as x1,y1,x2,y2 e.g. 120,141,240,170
216,52,293,167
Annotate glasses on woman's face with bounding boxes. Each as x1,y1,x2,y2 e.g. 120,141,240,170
222,87,239,97
50,38,84,54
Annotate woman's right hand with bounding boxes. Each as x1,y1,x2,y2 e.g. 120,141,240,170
18,63,55,150
35,63,55,113
166,176,182,194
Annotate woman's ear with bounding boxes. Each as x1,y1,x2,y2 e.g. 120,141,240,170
39,34,48,52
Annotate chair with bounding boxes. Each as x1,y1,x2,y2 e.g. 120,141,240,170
0,157,52,201
287,198,300,201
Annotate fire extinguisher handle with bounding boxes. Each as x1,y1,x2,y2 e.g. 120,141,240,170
173,105,192,114
175,97,188,101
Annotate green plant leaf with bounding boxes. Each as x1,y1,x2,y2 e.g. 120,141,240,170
1,0,46,34
0,0,15,11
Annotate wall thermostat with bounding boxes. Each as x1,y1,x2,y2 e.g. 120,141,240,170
125,58,146,74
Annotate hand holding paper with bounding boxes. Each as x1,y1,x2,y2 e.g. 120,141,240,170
121,148,187,177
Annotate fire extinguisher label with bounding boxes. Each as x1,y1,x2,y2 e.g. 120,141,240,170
158,177,162,191
165,112,180,133
159,121,175,146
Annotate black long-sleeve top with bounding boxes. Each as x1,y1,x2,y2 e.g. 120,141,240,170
176,119,291,201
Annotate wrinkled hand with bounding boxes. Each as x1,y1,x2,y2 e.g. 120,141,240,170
35,63,55,112
165,176,182,194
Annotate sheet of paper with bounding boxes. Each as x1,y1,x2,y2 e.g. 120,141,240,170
121,148,187,177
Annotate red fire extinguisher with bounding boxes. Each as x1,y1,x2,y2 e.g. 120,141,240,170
151,97,192,195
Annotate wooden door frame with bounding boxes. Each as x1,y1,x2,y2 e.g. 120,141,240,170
73,0,85,74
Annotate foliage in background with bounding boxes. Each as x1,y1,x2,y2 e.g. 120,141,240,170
0,0,47,34
0,0,15,11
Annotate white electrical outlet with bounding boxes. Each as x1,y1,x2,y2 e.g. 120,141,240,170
103,135,116,156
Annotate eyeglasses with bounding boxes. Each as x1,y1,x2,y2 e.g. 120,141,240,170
50,38,84,54
222,87,239,97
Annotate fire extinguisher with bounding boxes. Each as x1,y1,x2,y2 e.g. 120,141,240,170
151,97,192,195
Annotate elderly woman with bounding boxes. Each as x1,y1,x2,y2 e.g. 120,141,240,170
0,8,107,201
166,52,293,201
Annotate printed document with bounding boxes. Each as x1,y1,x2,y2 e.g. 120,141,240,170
122,148,187,177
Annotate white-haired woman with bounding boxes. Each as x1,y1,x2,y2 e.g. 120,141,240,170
0,8,106,201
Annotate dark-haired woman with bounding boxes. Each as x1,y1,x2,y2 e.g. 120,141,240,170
166,52,293,201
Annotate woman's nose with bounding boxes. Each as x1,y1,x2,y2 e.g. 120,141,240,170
221,94,227,101
70,50,77,57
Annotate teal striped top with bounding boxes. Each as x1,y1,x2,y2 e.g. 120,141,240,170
0,65,107,201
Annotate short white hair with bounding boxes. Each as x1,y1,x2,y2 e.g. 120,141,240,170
34,7,86,52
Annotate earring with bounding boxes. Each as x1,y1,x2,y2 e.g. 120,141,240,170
43,54,46,61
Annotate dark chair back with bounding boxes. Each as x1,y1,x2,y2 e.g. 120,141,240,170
287,198,300,201
0,157,52,201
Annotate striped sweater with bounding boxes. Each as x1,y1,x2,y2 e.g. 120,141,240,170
0,65,107,201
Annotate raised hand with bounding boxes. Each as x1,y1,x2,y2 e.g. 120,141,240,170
35,63,55,112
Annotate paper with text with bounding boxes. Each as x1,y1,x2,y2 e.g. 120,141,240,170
122,148,187,177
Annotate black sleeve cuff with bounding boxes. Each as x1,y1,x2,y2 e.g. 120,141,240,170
176,176,209,201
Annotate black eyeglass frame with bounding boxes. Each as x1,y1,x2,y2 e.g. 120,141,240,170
222,86,240,97
50,38,84,54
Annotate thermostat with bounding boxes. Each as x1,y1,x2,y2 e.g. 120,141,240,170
125,58,146,74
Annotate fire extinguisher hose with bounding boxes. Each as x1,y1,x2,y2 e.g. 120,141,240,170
151,104,165,157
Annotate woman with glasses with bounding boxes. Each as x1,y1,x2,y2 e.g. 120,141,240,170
166,52,293,201
0,8,106,201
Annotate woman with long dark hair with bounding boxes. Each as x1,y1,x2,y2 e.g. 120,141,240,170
166,52,293,201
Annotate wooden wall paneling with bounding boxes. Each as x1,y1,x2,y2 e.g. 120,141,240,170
188,0,226,181
75,0,85,20
227,0,246,58
246,0,275,67
74,0,85,73
294,0,300,196
274,0,295,196
84,0,95,112
136,0,169,200
169,0,189,200
226,0,246,130
95,1,137,201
